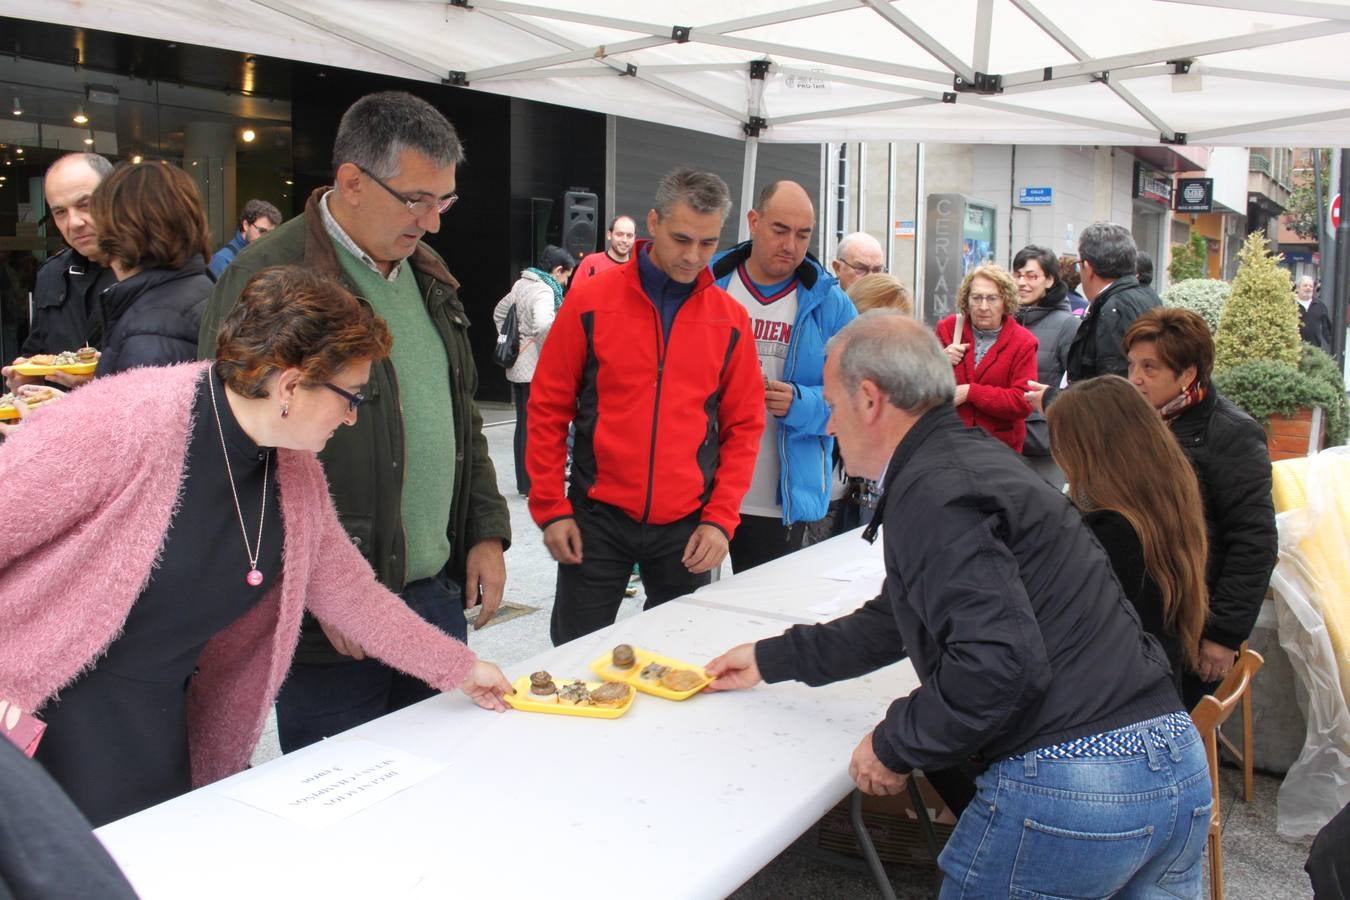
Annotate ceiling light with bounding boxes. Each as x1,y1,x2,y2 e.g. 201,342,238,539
83,130,95,146
74,105,89,125
11,97,22,116
14,147,22,155
131,154,143,164
284,179,293,185
241,128,256,143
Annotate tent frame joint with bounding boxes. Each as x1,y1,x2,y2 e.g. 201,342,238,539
749,59,771,80
743,115,767,137
1161,131,1188,145
1091,71,1110,84
448,0,472,8
621,63,637,77
672,25,692,43
953,72,1002,95
1169,59,1193,75
445,71,469,86
942,92,957,103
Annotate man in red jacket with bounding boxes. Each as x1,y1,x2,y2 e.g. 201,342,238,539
527,168,766,645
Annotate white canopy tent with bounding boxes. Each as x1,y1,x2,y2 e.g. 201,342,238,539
13,0,1350,250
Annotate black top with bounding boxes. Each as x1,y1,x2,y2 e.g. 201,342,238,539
1299,299,1334,354
0,739,139,900
755,406,1179,775
92,258,211,376
1084,509,1184,694
34,368,283,826
21,249,116,356
1168,389,1278,651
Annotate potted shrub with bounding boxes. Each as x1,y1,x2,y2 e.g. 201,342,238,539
1162,278,1230,334
1212,233,1340,459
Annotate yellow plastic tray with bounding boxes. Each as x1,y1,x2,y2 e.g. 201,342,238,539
502,676,635,719
0,393,58,420
11,361,97,376
589,647,711,701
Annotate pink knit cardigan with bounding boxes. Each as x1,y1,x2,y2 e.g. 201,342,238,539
0,362,478,788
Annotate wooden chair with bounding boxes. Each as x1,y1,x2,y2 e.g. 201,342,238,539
1190,647,1264,900
1216,641,1256,802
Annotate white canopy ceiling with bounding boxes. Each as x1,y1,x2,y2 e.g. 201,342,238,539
10,0,1350,147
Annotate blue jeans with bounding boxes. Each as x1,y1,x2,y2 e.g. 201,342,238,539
276,571,468,753
938,716,1212,899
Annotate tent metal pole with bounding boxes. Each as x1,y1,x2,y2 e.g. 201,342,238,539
1189,107,1350,142
886,142,898,272
460,0,669,36
1010,0,1180,139
771,97,938,127
973,0,995,73
1157,0,1350,20
466,36,669,82
914,143,927,320
693,33,952,85
249,0,449,80
1000,20,1350,87
863,0,976,83
739,138,760,244
1334,149,1349,370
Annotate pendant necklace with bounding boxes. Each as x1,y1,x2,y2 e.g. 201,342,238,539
207,372,269,587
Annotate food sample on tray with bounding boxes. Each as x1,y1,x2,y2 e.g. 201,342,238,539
527,671,558,704
503,674,635,718
11,347,99,376
590,645,712,700
0,388,58,419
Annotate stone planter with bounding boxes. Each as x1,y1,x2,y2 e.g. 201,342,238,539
1266,407,1325,462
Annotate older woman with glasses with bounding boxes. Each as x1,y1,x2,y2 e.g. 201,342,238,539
0,266,514,828
935,263,1039,451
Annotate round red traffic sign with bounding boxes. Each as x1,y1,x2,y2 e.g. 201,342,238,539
1333,193,1342,229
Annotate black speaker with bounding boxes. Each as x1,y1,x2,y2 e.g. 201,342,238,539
562,191,598,259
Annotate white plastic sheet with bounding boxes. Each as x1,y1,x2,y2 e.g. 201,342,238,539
1270,446,1350,839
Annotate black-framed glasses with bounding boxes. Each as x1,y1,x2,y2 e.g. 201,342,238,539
357,164,458,216
323,382,366,412
844,260,886,277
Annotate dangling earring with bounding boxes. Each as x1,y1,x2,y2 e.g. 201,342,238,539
281,403,289,419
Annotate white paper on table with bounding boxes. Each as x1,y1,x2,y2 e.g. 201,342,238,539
808,568,887,618
223,738,447,826
820,557,886,583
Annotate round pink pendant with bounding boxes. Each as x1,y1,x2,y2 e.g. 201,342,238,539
246,569,264,587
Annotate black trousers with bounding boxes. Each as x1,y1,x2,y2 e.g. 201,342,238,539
512,381,530,495
550,498,710,645
728,513,808,574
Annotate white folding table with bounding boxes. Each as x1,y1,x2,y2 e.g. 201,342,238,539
96,553,917,900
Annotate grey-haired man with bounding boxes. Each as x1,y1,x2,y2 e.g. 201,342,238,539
197,91,511,751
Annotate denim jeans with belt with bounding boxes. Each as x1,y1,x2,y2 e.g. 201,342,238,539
938,714,1212,899
276,570,468,753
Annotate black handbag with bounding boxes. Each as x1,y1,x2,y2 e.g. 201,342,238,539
493,301,521,368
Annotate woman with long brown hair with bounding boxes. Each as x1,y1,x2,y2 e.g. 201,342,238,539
1047,374,1209,687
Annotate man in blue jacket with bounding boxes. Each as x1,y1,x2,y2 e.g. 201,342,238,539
712,181,856,572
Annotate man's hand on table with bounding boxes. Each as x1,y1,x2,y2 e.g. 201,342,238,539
543,518,583,565
682,523,727,574
459,660,514,713
464,539,507,629
704,642,763,692
849,734,909,796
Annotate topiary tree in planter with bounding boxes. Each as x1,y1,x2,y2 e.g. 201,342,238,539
1214,233,1300,372
1168,232,1209,283
1212,233,1340,457
1162,278,1230,334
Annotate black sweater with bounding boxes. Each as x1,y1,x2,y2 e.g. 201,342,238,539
755,406,1179,774
1084,509,1185,694
92,259,211,376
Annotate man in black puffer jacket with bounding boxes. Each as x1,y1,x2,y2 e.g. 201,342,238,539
1064,222,1159,384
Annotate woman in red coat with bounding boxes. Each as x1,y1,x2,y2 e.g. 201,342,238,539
935,264,1039,451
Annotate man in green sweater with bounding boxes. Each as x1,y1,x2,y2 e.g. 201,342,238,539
197,92,511,751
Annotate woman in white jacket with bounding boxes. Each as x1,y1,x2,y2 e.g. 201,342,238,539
494,244,576,496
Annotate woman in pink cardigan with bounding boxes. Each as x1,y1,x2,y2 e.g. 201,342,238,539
0,266,513,826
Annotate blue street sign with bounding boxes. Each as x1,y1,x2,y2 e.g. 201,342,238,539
1018,187,1053,206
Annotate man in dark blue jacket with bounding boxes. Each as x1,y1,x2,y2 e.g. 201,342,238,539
707,311,1211,897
